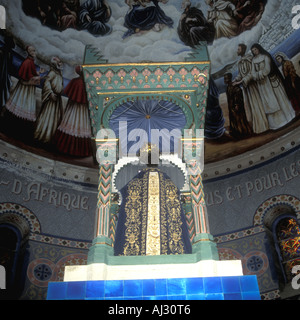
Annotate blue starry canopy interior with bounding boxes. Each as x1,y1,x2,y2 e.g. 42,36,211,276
109,99,187,155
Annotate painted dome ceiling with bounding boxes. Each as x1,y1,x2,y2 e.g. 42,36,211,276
0,0,300,178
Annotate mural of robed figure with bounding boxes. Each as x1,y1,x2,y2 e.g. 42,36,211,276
249,43,295,130
79,0,112,35
53,65,92,157
4,45,45,142
177,0,215,47
34,56,64,144
123,0,173,38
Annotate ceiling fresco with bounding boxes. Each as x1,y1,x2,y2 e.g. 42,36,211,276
0,0,299,168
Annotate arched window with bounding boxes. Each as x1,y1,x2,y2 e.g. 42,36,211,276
0,204,40,298
0,224,29,299
262,201,300,296
273,216,300,284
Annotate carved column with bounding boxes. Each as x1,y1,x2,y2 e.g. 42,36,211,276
87,139,118,264
182,137,219,260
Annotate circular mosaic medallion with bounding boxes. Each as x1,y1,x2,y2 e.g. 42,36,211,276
27,258,56,287
243,251,269,276
247,256,264,272
33,264,53,281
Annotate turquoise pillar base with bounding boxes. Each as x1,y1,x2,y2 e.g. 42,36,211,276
87,233,219,264
87,236,114,265
192,233,219,261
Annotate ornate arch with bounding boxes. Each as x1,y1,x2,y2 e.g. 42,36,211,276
101,94,195,131
83,45,210,137
0,202,41,236
253,195,300,227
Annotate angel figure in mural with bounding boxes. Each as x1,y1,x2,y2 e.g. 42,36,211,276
274,52,300,115
53,66,92,157
79,0,112,36
177,0,215,47
3,45,45,142
248,44,295,130
233,43,269,134
122,0,173,39
206,0,238,39
224,72,252,138
34,57,64,144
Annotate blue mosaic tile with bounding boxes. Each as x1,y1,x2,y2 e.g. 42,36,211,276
105,297,124,300
155,279,167,296
86,281,105,298
186,277,204,294
240,276,259,292
66,281,86,300
186,293,205,300
205,293,224,300
242,291,261,300
142,279,156,296
204,277,222,294
47,275,261,300
105,280,124,298
47,282,67,300
155,295,168,300
222,276,241,293
124,279,143,297
224,293,243,300
143,296,157,300
168,295,187,300
167,278,186,296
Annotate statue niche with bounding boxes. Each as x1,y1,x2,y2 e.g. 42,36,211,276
114,144,192,256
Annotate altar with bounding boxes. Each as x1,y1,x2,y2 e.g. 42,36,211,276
47,44,260,300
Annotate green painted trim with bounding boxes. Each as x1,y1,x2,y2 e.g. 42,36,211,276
82,44,210,134
87,234,219,265
87,250,219,265
87,236,114,264
192,233,219,261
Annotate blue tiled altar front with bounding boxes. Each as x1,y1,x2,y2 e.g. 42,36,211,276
47,275,261,300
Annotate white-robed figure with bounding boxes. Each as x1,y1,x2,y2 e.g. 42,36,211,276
34,56,64,144
233,43,269,134
249,43,295,130
206,0,238,39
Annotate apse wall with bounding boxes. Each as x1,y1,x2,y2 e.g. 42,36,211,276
0,133,299,299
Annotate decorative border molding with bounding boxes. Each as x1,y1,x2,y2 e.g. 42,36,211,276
0,139,99,188
0,202,41,234
0,123,299,186
29,233,91,250
253,194,300,226
203,126,300,180
215,225,265,244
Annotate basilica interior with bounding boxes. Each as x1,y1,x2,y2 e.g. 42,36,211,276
0,0,300,300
